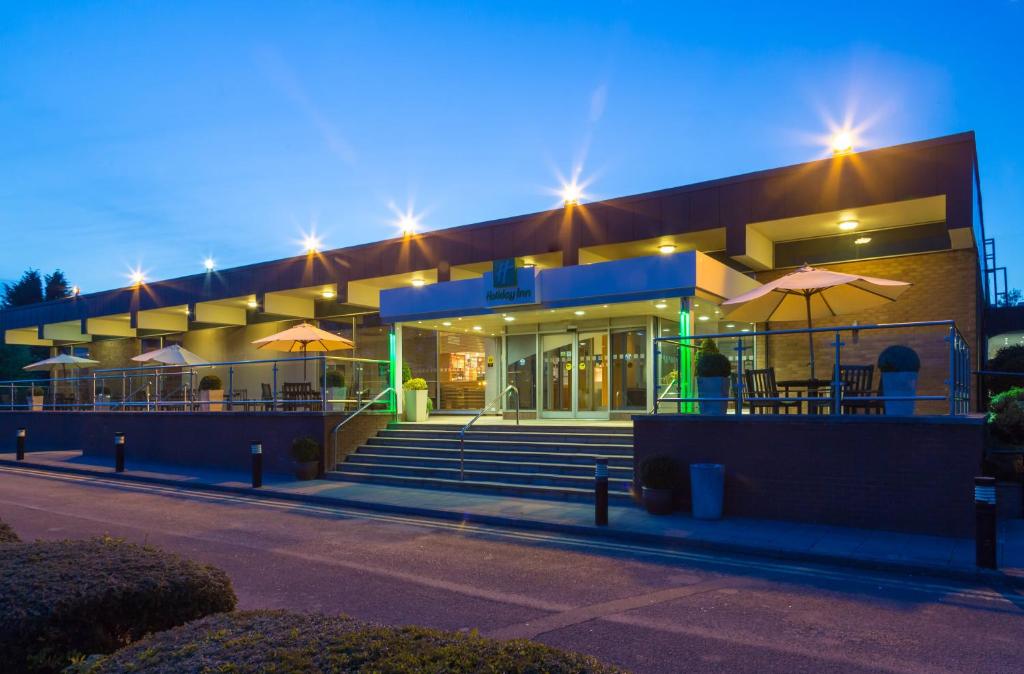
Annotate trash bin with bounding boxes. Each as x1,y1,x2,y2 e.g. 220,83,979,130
690,463,724,520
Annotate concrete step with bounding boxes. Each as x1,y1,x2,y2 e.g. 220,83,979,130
352,444,633,467
367,435,631,455
334,460,634,490
381,427,633,445
324,470,636,504
348,450,634,477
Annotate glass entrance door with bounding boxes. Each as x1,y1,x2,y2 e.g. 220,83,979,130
540,331,610,419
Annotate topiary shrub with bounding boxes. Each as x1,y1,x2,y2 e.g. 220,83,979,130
324,370,345,388
0,518,19,544
639,455,678,490
198,375,222,391
988,387,1024,447
86,610,624,674
877,345,920,373
0,537,236,674
404,377,428,391
986,344,1024,397
695,339,731,378
290,436,321,463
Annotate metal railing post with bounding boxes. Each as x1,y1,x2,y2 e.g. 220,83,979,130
652,342,660,414
228,366,234,411
272,362,278,411
831,330,843,415
947,325,956,417
121,371,127,411
734,338,745,413
321,355,328,412
9,382,14,410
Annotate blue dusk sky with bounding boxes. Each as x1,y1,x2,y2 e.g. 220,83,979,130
1,1,1021,291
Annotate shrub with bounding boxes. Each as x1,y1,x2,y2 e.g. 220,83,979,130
87,610,623,674
198,375,222,391
696,338,731,378
290,436,321,463
324,370,345,388
877,345,920,373
639,455,678,490
988,387,1024,447
31,386,45,396
404,377,428,391
0,519,19,544
986,344,1024,397
0,537,235,674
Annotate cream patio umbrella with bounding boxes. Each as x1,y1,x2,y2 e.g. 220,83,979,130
721,264,911,378
24,354,101,406
251,322,354,377
131,344,209,366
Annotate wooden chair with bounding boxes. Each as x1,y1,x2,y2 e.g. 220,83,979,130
744,368,802,415
281,382,320,411
839,365,884,415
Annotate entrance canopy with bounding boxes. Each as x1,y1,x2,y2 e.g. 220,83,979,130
379,251,760,324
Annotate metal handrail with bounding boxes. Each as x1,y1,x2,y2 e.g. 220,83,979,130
458,384,519,480
650,377,678,414
329,386,396,470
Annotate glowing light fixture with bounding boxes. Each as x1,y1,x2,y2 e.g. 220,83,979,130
203,257,215,271
838,219,859,231
129,269,145,286
726,323,735,329
442,321,452,327
654,302,668,310
303,234,322,254
472,325,483,331
574,310,586,316
247,299,259,309
831,130,854,155
698,315,710,321
399,214,419,235
854,236,872,245
561,181,583,206
658,244,677,255
504,315,516,322
321,289,336,299
70,286,80,296
410,278,426,287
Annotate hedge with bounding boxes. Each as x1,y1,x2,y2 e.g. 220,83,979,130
0,537,236,674
87,610,624,673
0,518,19,544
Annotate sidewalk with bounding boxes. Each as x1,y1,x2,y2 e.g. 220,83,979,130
2,450,1022,586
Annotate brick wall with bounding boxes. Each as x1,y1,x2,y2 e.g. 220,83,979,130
756,249,980,413
634,414,986,537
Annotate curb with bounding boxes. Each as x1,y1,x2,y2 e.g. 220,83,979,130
1,456,1020,589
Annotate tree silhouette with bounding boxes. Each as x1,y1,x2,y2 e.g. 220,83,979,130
1,269,43,308
44,269,71,301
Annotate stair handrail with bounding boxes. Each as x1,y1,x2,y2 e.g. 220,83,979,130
650,377,678,414
458,384,519,481
329,386,396,470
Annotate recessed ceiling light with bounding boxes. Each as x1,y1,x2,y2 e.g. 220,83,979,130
698,315,710,321
740,328,751,332
411,278,425,287
247,299,259,309
654,302,668,310
321,289,335,299
472,325,482,331
726,323,735,328
838,219,859,231
574,310,585,316
442,321,452,327
854,236,872,245
658,244,677,254
504,316,516,322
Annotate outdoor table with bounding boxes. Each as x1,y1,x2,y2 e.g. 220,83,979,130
776,378,834,414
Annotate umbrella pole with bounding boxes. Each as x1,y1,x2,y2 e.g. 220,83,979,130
805,293,815,380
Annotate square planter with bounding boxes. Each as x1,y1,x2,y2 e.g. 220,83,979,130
29,395,44,411
199,389,224,412
697,377,729,415
881,372,918,415
404,389,428,422
328,386,348,412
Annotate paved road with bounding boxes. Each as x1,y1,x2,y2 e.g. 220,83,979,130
1,466,1022,674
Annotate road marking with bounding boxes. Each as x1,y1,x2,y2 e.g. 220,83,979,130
487,577,739,640
0,465,1015,608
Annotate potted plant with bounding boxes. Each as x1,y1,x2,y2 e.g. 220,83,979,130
404,377,429,422
696,339,731,415
29,386,45,411
877,345,920,415
324,370,347,411
639,455,677,515
290,436,321,480
198,375,224,412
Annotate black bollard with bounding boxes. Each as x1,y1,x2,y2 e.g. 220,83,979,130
251,441,263,488
975,476,997,569
114,432,125,473
15,428,26,461
595,458,609,526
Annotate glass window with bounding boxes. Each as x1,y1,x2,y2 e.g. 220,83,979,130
611,329,647,410
438,331,488,410
505,334,537,409
402,326,438,407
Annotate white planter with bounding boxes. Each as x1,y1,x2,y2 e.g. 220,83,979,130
95,394,111,410
697,377,729,415
404,389,428,422
199,389,224,412
328,386,348,412
29,395,44,412
881,371,918,416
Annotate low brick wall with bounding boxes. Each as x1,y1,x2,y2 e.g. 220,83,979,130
0,411,391,475
633,414,986,537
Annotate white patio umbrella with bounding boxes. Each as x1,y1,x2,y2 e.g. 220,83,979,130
252,322,354,377
24,354,100,404
131,344,209,366
722,264,911,378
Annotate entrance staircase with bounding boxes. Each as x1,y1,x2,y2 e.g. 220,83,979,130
328,422,635,503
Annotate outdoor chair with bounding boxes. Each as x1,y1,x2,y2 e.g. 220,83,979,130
839,365,884,415
229,388,248,412
260,383,274,411
744,367,802,415
281,382,320,411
